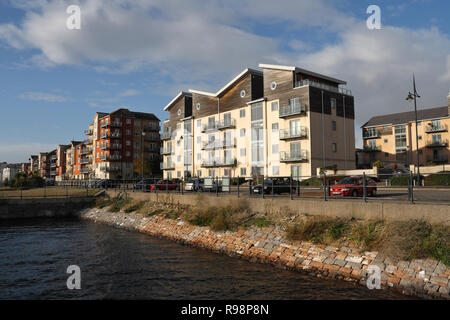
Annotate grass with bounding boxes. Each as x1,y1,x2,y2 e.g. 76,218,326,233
108,193,131,212
123,200,146,213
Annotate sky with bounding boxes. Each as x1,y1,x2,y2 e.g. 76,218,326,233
0,0,449,163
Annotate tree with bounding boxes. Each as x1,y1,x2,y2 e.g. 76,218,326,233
373,160,384,168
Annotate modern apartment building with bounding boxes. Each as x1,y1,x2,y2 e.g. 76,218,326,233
91,108,160,180
29,155,39,173
38,152,50,178
48,149,57,180
161,64,355,180
360,93,450,168
55,145,70,181
64,141,82,180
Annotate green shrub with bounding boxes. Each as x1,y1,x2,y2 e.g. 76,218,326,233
424,173,450,186
390,174,423,186
242,217,271,229
124,201,146,213
349,220,384,249
108,194,131,212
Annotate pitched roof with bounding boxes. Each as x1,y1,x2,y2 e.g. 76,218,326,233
258,63,347,85
163,92,192,111
362,106,449,128
99,108,159,121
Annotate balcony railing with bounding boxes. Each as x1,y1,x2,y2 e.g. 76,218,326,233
426,156,449,163
202,123,218,133
160,162,175,170
426,139,449,148
425,124,448,133
80,148,92,155
50,170,57,176
280,151,308,162
100,143,108,150
295,79,353,96
84,129,93,135
143,126,159,132
363,130,381,139
279,104,307,118
201,158,237,168
217,119,236,130
100,131,108,139
100,167,121,172
160,148,173,155
144,135,159,142
50,163,57,168
110,121,123,127
161,131,172,140
110,144,122,150
80,158,91,165
363,145,381,152
51,155,57,160
110,132,122,138
100,121,109,128
107,155,122,161
279,128,308,140
81,168,92,174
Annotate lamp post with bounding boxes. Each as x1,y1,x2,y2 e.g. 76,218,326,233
406,74,421,185
141,130,146,182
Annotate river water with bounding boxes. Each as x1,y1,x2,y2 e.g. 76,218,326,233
0,218,410,300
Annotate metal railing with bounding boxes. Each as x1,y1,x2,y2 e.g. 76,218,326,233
295,79,353,96
161,131,172,140
426,139,449,148
279,128,308,140
363,130,381,139
280,151,308,162
425,124,448,133
217,119,236,130
279,104,307,118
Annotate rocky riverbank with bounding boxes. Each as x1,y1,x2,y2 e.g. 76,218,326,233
80,207,450,299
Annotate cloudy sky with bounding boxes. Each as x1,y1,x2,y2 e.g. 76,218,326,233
0,0,449,163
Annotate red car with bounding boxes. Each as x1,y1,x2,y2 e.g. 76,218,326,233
150,180,179,191
330,177,377,197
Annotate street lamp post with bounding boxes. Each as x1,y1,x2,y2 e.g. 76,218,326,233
141,130,146,182
406,74,421,185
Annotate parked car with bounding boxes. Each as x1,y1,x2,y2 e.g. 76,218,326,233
185,178,204,192
45,178,55,186
133,179,154,191
330,176,377,197
150,180,179,191
252,178,296,194
95,179,118,189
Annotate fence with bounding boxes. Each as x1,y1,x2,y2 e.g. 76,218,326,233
0,185,99,200
44,171,450,204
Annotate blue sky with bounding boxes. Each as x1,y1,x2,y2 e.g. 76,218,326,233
0,0,449,163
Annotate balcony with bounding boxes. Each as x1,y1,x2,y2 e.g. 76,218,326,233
160,162,175,170
80,158,91,165
426,139,449,148
110,144,122,150
201,158,236,168
202,123,218,133
280,151,308,163
279,104,307,118
363,130,381,139
295,79,353,96
110,121,123,128
80,148,92,155
81,168,92,174
51,155,57,160
363,145,381,152
50,163,57,168
100,131,108,139
161,131,172,140
100,121,109,128
143,126,159,132
144,135,159,142
279,128,308,140
50,170,57,176
107,154,122,161
427,156,449,164
425,124,448,133
100,166,121,172
217,119,236,130
110,132,122,139
84,129,93,135
161,147,173,155
100,143,108,150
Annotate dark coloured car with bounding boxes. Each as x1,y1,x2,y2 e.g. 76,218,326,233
150,180,179,191
252,178,296,195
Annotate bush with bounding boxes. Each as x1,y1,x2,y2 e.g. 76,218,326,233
242,217,271,229
349,220,384,249
231,177,246,185
108,194,131,212
424,173,450,186
123,201,145,213
95,195,111,208
390,174,423,186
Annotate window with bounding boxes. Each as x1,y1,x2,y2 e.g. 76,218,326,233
240,167,246,176
134,120,140,126
126,119,131,124
209,169,215,177
385,153,389,157
197,170,202,177
272,123,279,131
197,136,201,144
240,90,246,98
332,120,336,131
384,139,388,143
223,113,231,126
177,171,181,178
240,109,246,118
270,82,277,90
417,121,422,127
272,144,279,154
177,109,181,116
240,148,246,157
240,128,246,137
177,155,181,162
197,119,201,127
126,151,130,157
196,103,201,111
418,135,422,140
272,166,279,175
126,140,131,146
331,98,336,109
197,153,201,160
332,143,337,152
126,129,131,135
271,101,279,111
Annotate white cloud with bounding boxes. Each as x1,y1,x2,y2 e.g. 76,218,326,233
118,89,141,97
19,91,67,102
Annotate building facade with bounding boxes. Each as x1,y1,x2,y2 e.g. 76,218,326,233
361,93,450,169
29,155,39,174
91,109,160,180
161,64,356,180
38,152,50,178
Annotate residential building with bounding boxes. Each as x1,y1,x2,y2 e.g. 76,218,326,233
38,152,50,178
92,108,160,180
2,164,22,182
360,93,450,168
55,145,70,181
0,162,7,185
161,64,355,180
29,155,39,173
65,141,82,180
49,149,57,180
